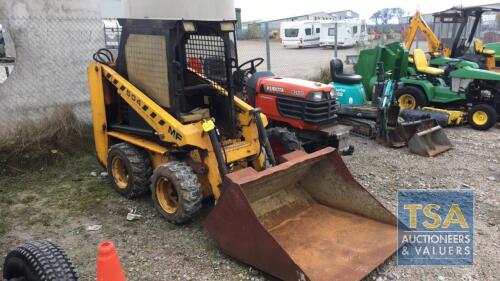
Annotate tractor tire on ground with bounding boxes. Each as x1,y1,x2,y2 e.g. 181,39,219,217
3,240,79,281
396,86,427,110
107,143,152,199
266,127,303,161
468,104,498,131
151,161,203,224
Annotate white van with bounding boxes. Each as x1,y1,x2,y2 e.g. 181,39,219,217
280,21,321,48
319,19,368,48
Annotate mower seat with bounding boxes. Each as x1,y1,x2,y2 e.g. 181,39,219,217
413,49,445,76
475,39,496,56
330,58,362,85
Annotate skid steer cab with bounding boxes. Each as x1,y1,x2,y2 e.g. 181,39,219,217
233,58,353,155
88,19,398,281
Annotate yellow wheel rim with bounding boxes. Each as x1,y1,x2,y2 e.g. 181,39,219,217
155,177,178,214
398,94,417,110
111,157,129,190
472,111,488,126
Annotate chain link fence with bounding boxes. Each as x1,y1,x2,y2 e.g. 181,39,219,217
1,15,499,131
0,16,104,131
237,22,365,79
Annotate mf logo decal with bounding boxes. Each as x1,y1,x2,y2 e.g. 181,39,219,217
397,190,474,265
168,126,183,141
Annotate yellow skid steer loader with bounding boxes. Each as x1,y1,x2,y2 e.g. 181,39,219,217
88,19,398,280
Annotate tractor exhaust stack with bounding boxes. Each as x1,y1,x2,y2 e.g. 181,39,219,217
206,148,398,281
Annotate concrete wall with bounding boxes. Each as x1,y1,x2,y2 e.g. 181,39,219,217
100,0,124,18
0,0,104,130
123,0,235,20
0,0,101,18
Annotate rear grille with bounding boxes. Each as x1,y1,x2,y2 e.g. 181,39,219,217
185,35,228,89
277,97,338,124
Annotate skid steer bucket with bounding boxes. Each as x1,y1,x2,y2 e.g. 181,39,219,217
408,126,452,157
399,119,452,157
206,148,398,281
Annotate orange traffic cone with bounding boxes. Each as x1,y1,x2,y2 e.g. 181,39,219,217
97,241,127,281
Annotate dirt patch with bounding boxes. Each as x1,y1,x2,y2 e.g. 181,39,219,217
1,125,499,281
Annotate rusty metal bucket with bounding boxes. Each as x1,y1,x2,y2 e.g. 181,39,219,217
206,148,398,281
407,126,452,157
398,119,452,157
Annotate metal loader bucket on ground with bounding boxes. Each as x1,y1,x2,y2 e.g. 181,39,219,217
408,126,452,157
206,148,398,281
398,119,452,157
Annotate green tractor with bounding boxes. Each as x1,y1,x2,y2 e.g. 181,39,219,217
351,42,500,130
431,6,500,72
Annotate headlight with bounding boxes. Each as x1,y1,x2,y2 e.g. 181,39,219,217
307,91,325,102
329,88,337,99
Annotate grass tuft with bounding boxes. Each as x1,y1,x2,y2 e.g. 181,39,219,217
307,67,332,84
0,106,94,175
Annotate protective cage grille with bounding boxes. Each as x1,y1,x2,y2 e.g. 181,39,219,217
185,35,228,88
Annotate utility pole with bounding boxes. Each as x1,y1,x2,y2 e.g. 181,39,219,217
265,22,271,71
334,22,338,58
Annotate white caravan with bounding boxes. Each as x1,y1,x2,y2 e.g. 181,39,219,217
319,19,368,48
280,21,321,48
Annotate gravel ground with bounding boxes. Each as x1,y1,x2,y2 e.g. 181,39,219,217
0,124,499,281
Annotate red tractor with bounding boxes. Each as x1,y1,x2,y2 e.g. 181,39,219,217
234,58,353,156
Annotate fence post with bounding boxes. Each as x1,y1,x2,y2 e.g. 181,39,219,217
334,22,338,58
265,22,271,71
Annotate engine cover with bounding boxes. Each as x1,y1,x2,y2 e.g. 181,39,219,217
255,77,338,130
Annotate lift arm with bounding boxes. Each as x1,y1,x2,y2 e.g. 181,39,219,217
404,11,450,56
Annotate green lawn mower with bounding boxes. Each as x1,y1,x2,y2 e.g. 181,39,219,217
348,42,500,130
330,60,452,157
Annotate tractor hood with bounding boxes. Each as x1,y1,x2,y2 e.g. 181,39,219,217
258,77,332,99
451,66,500,81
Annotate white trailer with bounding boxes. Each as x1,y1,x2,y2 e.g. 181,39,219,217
319,19,368,48
280,21,321,48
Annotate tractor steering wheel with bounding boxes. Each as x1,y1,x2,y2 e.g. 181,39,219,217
234,58,264,89
238,58,264,74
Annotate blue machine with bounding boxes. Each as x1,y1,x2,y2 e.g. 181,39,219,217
329,59,367,106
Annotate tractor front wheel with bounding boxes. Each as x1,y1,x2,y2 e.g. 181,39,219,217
468,104,497,131
107,143,152,198
151,162,203,224
396,86,427,110
266,127,303,161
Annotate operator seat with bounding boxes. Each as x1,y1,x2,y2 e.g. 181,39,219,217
330,58,362,84
413,49,445,76
245,71,275,106
474,39,496,56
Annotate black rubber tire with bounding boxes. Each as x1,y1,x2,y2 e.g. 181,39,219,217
266,127,303,160
468,104,498,131
107,143,152,199
395,86,428,109
3,240,79,281
151,161,203,224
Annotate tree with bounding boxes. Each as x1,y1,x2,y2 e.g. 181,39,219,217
370,7,406,25
370,7,406,41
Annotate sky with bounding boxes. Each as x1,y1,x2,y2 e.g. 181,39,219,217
234,0,499,22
